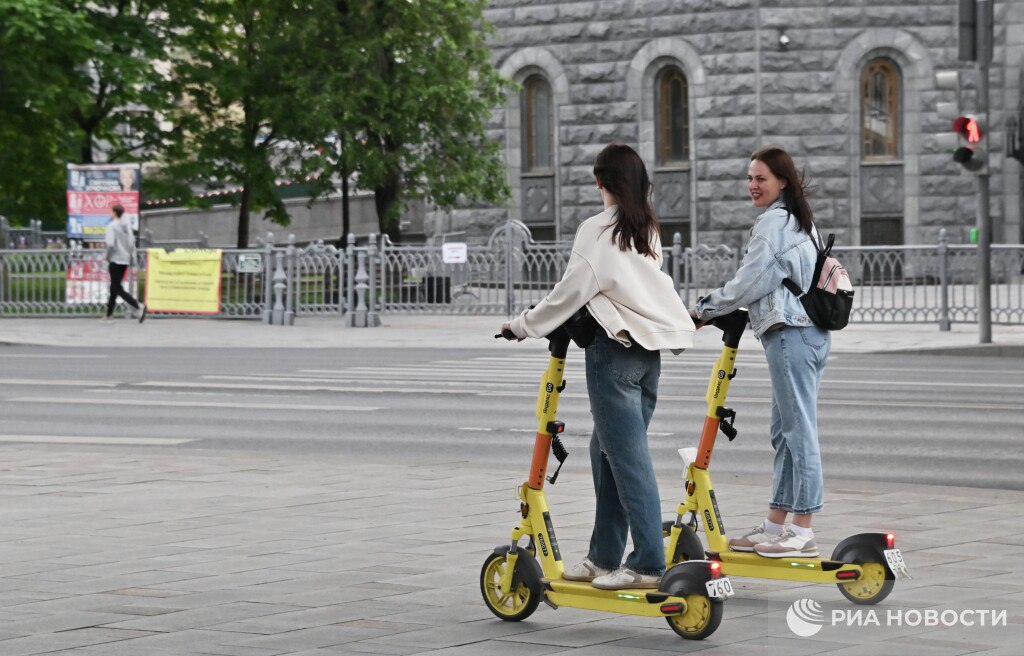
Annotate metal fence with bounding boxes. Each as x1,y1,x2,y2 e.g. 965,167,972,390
1,225,1021,327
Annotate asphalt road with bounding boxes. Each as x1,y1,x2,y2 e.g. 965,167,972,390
1,344,1022,490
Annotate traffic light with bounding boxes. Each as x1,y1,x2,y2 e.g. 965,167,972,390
935,71,987,173
951,115,985,171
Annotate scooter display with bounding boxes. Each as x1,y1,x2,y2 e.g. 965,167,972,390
481,314,731,641
664,309,911,604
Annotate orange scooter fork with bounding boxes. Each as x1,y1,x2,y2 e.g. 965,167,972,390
527,352,566,489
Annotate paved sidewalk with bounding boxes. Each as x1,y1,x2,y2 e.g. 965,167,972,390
2,315,1024,355
1,445,1021,655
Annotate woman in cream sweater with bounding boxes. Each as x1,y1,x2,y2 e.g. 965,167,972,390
501,143,694,589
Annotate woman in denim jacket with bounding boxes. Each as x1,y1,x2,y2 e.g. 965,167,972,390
691,145,829,558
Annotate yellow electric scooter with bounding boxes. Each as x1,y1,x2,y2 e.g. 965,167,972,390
482,312,732,641
664,309,911,604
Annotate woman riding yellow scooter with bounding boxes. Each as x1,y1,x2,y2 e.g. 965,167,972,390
500,142,695,589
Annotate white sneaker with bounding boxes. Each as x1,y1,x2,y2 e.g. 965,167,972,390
563,557,612,582
728,520,779,552
753,528,819,558
592,566,661,590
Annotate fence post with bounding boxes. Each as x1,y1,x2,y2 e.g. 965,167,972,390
366,233,381,327
271,249,287,325
344,234,356,325
938,228,951,331
262,232,275,324
351,249,369,327
285,234,296,325
504,221,513,317
672,232,683,299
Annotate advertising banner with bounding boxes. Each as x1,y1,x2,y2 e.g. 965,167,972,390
66,163,141,240
145,249,223,314
65,253,137,305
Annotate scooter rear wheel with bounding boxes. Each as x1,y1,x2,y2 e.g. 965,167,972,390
480,552,542,621
665,594,723,640
831,546,895,605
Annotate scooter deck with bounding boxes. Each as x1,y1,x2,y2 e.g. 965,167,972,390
544,578,688,617
711,550,863,583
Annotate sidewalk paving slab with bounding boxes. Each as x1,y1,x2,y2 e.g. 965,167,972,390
1,445,1021,655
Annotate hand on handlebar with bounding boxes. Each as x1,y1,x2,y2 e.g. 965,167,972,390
495,321,524,341
689,308,706,330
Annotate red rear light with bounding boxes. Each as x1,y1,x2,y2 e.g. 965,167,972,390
660,602,684,614
836,570,859,580
710,562,721,578
886,533,895,549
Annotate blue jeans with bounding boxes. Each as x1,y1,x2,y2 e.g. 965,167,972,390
760,325,830,515
584,332,664,576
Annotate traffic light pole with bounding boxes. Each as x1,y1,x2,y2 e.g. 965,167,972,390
975,0,992,344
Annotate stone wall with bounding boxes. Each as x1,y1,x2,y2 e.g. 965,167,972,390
430,0,1024,247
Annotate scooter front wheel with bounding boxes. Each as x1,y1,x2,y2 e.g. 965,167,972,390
665,594,723,640
480,552,542,621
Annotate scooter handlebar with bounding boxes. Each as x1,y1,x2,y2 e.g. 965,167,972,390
707,309,748,349
495,328,518,340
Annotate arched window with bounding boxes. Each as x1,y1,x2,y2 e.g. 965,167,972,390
521,75,553,173
656,67,689,165
860,58,901,161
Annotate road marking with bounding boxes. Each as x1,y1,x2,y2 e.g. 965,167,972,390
124,382,1023,411
10,397,381,412
0,379,116,387
0,354,108,359
0,435,194,446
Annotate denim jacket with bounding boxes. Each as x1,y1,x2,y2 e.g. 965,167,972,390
694,200,819,337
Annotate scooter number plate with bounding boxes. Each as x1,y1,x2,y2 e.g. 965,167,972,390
883,548,911,580
705,577,734,599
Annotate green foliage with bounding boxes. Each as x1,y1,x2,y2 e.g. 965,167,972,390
0,0,89,225
296,0,511,240
1,0,511,243
0,0,179,227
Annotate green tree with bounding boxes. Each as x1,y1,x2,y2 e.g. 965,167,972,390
0,1,88,225
161,0,325,248
298,0,510,242
0,0,179,227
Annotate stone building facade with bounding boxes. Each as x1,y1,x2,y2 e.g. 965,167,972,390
426,0,1024,249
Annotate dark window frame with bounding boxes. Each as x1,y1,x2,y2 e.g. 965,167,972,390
521,75,554,174
655,66,690,167
860,58,902,162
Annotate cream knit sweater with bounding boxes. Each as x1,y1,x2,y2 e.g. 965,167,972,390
509,206,695,351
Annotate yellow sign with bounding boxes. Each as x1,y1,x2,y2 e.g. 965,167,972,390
145,249,223,314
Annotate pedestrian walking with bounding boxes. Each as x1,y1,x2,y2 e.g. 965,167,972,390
500,143,695,589
103,204,146,323
690,145,829,558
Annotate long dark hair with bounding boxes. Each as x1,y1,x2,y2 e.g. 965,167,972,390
593,143,659,258
750,145,814,234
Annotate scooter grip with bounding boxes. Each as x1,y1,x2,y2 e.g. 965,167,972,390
495,328,517,340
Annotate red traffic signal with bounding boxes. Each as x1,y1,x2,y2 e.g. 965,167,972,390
952,116,982,143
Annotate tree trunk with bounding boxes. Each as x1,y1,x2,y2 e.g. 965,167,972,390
237,182,251,248
341,172,350,243
374,173,401,243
